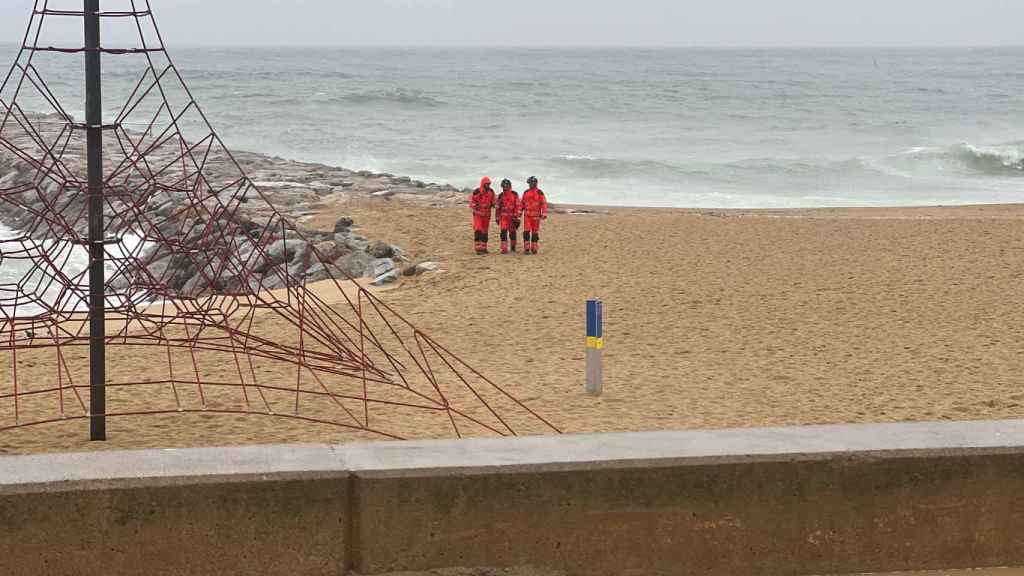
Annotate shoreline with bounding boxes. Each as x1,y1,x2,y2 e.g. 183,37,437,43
3,113,1021,224
552,201,1024,216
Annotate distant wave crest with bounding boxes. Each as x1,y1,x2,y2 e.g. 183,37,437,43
947,143,1024,176
333,89,445,108
887,142,1024,177
547,142,1024,190
549,155,691,179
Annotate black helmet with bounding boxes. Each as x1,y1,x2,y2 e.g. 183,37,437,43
527,176,538,186
500,178,512,189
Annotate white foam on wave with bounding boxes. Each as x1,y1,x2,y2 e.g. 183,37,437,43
0,225,150,318
959,143,1024,169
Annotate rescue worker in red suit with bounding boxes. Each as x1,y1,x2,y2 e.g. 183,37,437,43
470,176,497,254
495,179,521,254
520,176,548,255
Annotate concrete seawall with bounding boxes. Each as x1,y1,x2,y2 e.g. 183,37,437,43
3,420,1024,575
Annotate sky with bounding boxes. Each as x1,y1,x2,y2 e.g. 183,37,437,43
0,0,1022,48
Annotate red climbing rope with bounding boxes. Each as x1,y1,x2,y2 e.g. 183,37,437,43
0,0,559,443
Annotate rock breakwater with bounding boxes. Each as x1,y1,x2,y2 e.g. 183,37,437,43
0,112,462,296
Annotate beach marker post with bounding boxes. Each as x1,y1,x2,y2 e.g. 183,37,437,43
586,299,603,396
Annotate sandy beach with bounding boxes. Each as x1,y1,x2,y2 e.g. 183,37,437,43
366,568,1024,576
4,199,1024,454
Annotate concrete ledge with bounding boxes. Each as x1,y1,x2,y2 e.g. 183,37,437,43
0,444,350,576
0,443,348,491
4,420,1024,575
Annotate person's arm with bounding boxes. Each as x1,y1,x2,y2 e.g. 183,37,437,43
541,191,549,219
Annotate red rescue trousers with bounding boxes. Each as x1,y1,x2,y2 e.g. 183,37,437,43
522,216,542,253
473,213,491,252
499,215,519,252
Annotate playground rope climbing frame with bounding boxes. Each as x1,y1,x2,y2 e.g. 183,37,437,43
0,0,558,443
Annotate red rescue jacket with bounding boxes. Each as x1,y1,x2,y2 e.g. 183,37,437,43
520,187,548,219
496,189,520,222
470,177,496,218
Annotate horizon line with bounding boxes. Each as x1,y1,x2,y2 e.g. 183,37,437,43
2,41,1024,50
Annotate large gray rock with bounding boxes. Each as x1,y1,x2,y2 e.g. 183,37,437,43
313,240,344,262
156,217,182,239
303,262,334,283
371,269,400,286
367,240,395,259
287,242,314,278
333,216,354,233
219,271,262,295
334,251,373,278
151,199,176,219
402,261,439,277
235,237,259,266
20,188,38,207
343,235,369,252
148,252,196,292
0,170,21,188
179,271,214,298
254,238,312,277
255,239,292,273
261,273,289,291
369,257,396,279
235,214,260,236
195,252,234,279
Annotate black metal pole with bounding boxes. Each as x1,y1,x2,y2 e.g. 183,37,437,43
85,0,106,441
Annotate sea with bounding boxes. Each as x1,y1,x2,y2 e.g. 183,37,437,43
2,45,1024,313
1,45,1023,209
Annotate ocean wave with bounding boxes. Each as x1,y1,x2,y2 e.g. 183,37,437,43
546,154,874,184
545,143,1024,194
332,89,445,108
885,142,1024,177
266,97,305,106
184,70,354,82
548,155,692,179
209,91,280,100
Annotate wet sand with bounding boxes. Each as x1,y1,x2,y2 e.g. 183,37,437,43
5,201,1024,453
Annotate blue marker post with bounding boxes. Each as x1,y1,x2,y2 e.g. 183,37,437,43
586,299,604,396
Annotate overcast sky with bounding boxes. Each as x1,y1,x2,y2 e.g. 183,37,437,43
1,0,1022,47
